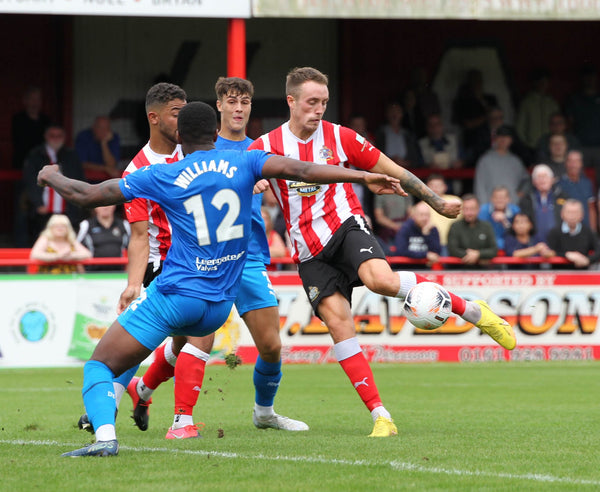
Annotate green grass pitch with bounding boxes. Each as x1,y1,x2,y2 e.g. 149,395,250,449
1,362,599,491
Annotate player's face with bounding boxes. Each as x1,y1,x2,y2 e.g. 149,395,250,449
288,81,329,138
153,98,186,145
217,92,252,133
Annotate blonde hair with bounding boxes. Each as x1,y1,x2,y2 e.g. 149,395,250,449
42,214,77,244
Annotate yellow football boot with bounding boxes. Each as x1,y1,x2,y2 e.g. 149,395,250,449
474,300,517,350
368,416,398,437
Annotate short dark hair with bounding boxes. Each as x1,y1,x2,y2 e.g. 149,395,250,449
215,77,254,100
461,193,478,203
286,67,328,99
145,83,187,112
177,101,217,144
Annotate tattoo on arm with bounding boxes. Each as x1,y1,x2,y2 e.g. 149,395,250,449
399,170,444,211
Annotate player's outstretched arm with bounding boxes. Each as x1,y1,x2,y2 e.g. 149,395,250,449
37,164,126,208
263,155,400,194
370,153,461,218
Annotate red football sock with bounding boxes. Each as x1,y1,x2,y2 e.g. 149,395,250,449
174,351,207,416
142,344,175,390
339,352,382,412
414,273,466,316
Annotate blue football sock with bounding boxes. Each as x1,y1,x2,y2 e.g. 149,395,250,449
82,360,117,430
253,356,282,407
114,364,139,390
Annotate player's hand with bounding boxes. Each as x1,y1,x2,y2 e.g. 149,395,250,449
37,164,61,187
253,179,270,194
439,199,461,218
365,173,407,196
117,285,141,314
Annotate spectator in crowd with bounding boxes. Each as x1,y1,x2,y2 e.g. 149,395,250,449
30,214,92,274
535,112,581,163
565,64,600,168
518,164,568,243
76,205,130,272
261,206,289,271
394,201,441,268
347,113,376,217
546,199,600,269
375,101,423,168
474,125,530,205
11,86,51,169
478,185,521,251
75,115,121,181
504,212,554,263
348,113,376,143
447,194,498,267
515,68,560,150
559,150,596,231
373,190,413,246
425,174,461,256
544,134,569,177
22,123,85,245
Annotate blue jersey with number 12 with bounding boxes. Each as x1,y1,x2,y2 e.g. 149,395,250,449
119,148,270,301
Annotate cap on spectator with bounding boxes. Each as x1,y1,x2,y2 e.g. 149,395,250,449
495,125,513,137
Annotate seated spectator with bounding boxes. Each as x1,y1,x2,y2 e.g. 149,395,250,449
76,205,130,272
518,164,569,243
535,112,581,164
559,150,596,231
544,134,569,177
394,201,441,268
419,114,463,170
30,214,92,274
504,212,554,266
447,194,498,268
425,174,461,256
75,115,121,181
546,199,600,269
373,191,413,246
474,125,530,205
375,101,423,168
515,68,560,151
478,186,520,251
22,123,85,245
261,206,289,271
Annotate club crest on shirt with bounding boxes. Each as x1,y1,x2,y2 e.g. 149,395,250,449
319,145,334,162
289,181,321,196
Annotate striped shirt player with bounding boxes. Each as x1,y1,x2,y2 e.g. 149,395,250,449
248,120,380,263
122,143,183,285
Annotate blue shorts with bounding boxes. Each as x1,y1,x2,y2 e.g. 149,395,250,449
118,281,234,351
234,259,278,316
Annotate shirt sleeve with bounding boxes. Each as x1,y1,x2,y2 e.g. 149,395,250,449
339,126,381,170
247,138,265,151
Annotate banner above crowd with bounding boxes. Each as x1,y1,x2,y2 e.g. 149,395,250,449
0,0,251,17
252,0,600,20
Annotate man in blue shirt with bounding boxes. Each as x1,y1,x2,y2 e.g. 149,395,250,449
37,101,401,457
75,115,121,181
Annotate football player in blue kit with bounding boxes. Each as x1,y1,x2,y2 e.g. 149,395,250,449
37,101,402,457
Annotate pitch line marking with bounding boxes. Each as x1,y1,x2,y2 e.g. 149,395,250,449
1,439,599,487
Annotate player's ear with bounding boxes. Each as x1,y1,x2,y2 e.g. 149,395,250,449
147,111,159,126
286,94,295,108
216,99,222,112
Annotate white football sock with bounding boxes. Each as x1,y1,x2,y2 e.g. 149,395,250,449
113,382,126,408
371,406,391,422
95,424,116,442
172,413,194,429
395,271,417,300
137,377,154,401
254,403,275,418
462,300,482,324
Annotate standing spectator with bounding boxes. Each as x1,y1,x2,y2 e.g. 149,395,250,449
375,101,423,168
544,134,569,177
448,194,498,267
535,112,581,163
75,115,121,181
425,174,461,255
30,214,91,274
474,125,530,205
504,212,554,262
22,123,85,245
518,164,569,243
394,201,441,267
478,186,521,251
76,205,130,272
565,64,600,169
559,150,596,231
11,86,51,169
546,199,600,269
515,68,560,150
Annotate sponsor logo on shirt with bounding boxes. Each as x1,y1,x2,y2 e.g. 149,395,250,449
289,181,321,197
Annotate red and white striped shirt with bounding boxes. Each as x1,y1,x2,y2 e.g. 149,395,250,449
42,146,65,214
122,143,183,267
249,120,380,262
